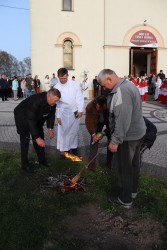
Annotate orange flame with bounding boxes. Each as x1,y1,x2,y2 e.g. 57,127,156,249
64,152,82,162
60,179,78,193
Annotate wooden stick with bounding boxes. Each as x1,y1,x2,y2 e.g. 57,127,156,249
70,153,99,184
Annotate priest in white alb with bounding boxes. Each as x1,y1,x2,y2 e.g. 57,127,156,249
81,73,89,99
54,68,84,157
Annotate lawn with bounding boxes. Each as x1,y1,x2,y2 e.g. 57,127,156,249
0,150,167,250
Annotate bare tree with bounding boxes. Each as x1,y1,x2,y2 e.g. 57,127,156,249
19,61,26,76
0,51,20,76
23,57,31,75
0,51,31,77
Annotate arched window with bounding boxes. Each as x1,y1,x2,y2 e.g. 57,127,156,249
63,40,73,69
63,0,72,11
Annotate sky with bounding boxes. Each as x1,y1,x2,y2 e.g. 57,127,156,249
0,0,30,61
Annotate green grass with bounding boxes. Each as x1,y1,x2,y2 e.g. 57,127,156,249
0,150,167,250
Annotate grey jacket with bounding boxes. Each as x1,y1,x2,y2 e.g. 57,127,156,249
107,78,146,144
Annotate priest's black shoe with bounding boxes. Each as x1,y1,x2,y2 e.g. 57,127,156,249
71,148,78,156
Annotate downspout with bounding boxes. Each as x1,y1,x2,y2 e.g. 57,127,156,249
103,0,106,68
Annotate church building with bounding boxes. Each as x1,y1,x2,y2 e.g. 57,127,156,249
30,0,167,97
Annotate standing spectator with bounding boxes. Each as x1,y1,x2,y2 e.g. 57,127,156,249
6,75,10,98
157,70,166,82
147,73,156,94
34,75,41,93
14,89,61,173
44,75,51,91
151,74,156,94
85,96,112,170
12,76,19,101
21,78,28,99
81,73,89,99
93,76,99,98
154,76,162,100
139,78,148,102
54,68,84,157
0,74,9,101
147,74,153,94
97,69,146,209
7,76,14,98
72,76,76,82
17,76,23,98
131,76,139,87
25,74,35,96
50,73,58,88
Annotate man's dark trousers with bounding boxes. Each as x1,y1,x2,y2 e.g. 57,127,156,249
20,127,47,167
114,140,141,203
1,89,8,101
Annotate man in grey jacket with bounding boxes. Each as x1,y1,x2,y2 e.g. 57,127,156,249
97,69,146,209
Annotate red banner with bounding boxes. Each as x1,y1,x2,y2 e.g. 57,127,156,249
130,30,157,47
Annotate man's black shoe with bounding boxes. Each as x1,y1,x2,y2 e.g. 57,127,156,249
105,161,112,170
21,164,37,173
108,196,132,209
39,161,50,167
89,167,96,172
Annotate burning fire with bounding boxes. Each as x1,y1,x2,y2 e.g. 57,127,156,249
60,179,78,193
64,152,82,162
41,174,86,193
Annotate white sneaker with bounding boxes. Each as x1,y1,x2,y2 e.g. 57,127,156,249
131,193,137,199
108,196,132,209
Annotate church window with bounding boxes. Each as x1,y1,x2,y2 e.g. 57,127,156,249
63,0,72,11
63,40,73,69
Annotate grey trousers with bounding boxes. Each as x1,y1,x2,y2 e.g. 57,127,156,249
114,140,142,203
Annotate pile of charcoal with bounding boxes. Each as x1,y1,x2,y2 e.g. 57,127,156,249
41,174,86,193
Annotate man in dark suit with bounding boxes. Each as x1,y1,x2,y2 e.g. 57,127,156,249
85,95,112,170
157,70,166,82
14,88,61,173
93,76,99,98
0,74,9,101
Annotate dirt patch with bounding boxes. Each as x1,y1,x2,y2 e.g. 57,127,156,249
53,204,166,250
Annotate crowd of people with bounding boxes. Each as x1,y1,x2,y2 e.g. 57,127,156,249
87,69,167,104
0,72,90,102
0,73,59,102
126,69,167,104
0,67,159,209
1,69,167,104
0,74,39,101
